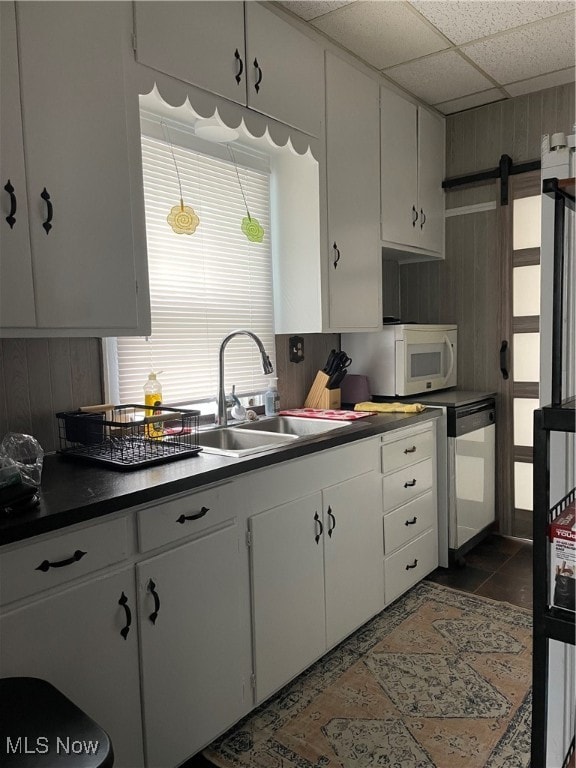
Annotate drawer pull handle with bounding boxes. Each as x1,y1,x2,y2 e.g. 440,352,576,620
405,517,417,526
404,479,417,488
35,549,86,572
234,48,244,85
253,57,263,93
404,446,417,454
406,559,418,570
148,579,161,625
118,591,132,640
176,506,209,524
41,187,53,234
4,180,16,228
327,506,336,537
333,242,341,269
314,510,323,544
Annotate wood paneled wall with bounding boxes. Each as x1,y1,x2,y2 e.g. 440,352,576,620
0,334,338,453
0,338,103,454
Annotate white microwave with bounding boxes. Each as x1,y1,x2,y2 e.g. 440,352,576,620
342,324,457,397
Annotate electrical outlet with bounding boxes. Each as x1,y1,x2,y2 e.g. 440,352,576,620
289,336,304,364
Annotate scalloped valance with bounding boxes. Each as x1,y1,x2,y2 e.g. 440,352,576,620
135,68,320,161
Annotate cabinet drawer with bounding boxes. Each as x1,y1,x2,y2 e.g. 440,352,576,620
0,517,128,605
384,528,438,606
381,426,434,474
383,459,433,513
138,481,238,552
384,491,436,555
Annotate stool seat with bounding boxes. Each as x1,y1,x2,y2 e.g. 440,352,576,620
0,677,113,767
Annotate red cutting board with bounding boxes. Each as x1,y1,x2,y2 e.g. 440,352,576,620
279,408,375,420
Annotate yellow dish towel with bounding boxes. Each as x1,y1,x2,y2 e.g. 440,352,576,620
354,401,426,413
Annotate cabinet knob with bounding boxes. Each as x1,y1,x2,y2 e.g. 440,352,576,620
4,180,16,229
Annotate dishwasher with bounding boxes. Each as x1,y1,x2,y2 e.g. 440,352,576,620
446,398,496,566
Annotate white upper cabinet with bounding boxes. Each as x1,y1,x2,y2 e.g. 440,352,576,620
244,3,323,137
380,87,445,259
0,1,150,336
325,52,382,331
134,1,246,106
0,3,35,328
134,2,324,138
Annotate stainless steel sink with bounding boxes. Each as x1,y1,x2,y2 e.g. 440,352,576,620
235,415,352,436
198,416,352,457
198,427,297,457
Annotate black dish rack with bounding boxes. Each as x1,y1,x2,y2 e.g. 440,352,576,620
56,405,201,470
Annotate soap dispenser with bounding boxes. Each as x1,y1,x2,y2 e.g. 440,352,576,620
264,378,280,416
144,371,163,438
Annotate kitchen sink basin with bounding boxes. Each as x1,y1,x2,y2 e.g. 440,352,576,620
197,427,297,457
235,415,352,436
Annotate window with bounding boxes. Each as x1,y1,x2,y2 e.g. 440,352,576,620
105,117,275,408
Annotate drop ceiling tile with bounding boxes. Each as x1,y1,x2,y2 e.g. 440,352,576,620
435,89,506,115
384,50,495,105
278,1,356,22
463,13,576,84
504,67,576,97
310,0,449,70
409,1,575,45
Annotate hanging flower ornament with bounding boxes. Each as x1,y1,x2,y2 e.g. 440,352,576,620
241,214,265,243
162,120,200,235
229,147,264,243
167,199,200,235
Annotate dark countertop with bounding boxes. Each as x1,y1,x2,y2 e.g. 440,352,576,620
373,389,497,408
0,410,440,547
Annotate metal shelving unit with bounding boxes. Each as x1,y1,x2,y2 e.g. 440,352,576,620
532,177,576,768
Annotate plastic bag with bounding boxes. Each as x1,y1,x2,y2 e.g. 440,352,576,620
0,433,44,487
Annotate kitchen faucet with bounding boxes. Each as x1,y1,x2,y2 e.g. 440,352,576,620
217,330,274,427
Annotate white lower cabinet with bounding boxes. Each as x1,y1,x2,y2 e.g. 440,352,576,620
137,521,246,768
0,566,144,768
249,467,383,703
382,421,439,606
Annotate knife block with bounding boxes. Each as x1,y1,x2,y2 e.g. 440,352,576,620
304,371,341,409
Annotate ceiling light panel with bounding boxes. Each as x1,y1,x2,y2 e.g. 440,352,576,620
311,0,449,70
408,0,575,46
463,12,576,84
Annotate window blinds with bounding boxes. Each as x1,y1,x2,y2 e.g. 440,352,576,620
112,133,275,406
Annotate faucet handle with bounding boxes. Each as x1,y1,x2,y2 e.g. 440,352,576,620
229,385,246,421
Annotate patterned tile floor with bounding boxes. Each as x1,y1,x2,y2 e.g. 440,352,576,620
183,533,533,767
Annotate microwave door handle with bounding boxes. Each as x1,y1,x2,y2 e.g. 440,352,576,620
442,334,455,384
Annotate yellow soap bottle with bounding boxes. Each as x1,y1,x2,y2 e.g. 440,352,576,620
144,371,163,439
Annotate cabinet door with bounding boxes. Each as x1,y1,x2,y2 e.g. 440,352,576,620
326,53,381,330
418,106,445,255
245,3,324,137
0,2,35,328
249,492,325,703
15,2,142,331
381,88,419,248
134,2,246,105
323,471,384,648
138,523,245,767
0,567,144,768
